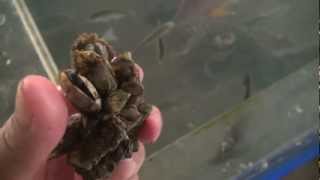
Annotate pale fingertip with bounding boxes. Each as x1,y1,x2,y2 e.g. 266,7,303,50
0,75,69,179
111,142,145,180
132,141,145,170
139,106,163,144
111,158,136,180
74,172,83,180
16,75,68,149
47,156,74,180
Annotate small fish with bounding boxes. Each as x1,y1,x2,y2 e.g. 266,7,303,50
0,14,6,26
133,21,175,52
89,10,128,23
157,37,165,60
272,43,317,58
243,4,291,27
207,1,235,17
175,0,234,21
243,74,251,100
5,59,11,66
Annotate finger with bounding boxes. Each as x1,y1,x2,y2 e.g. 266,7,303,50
0,75,68,180
74,173,83,180
32,161,47,180
46,156,75,180
139,106,163,144
111,142,145,180
128,174,139,180
134,64,162,143
134,64,144,82
131,142,145,172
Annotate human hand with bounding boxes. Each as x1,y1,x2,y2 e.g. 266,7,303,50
0,66,162,180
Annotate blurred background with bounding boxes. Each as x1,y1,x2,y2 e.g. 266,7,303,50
0,0,318,179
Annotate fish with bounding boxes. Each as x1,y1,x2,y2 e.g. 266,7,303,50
157,37,165,60
243,73,251,100
0,14,6,26
89,10,128,23
32,14,74,35
272,43,317,58
174,0,235,21
207,0,235,17
243,4,291,27
133,21,175,52
144,2,178,26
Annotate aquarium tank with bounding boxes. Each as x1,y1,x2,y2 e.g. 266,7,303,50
0,0,318,179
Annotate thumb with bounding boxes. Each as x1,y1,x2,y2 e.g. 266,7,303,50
0,75,68,180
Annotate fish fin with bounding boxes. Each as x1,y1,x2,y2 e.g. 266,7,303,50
243,74,251,100
158,38,165,60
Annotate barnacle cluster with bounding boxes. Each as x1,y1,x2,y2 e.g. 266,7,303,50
51,33,152,180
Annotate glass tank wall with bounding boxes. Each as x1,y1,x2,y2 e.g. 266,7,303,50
1,0,318,179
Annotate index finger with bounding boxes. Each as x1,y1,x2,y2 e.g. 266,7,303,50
139,106,163,144
134,64,163,144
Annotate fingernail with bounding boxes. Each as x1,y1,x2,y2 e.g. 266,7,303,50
14,79,32,129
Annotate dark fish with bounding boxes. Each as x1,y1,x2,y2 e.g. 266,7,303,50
158,38,165,60
89,10,128,23
133,21,175,52
243,74,251,100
